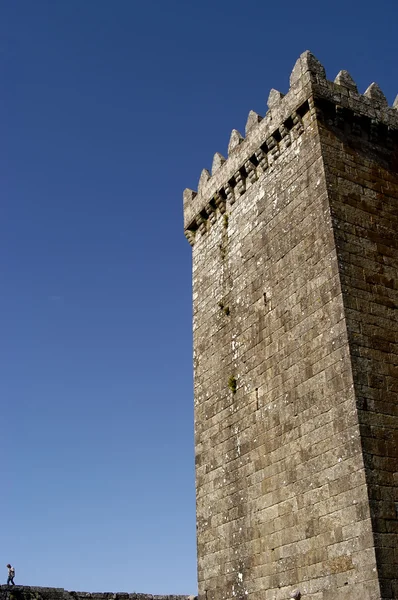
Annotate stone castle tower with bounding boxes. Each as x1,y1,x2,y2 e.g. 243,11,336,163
183,52,398,600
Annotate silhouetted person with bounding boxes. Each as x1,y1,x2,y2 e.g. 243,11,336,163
6,564,15,585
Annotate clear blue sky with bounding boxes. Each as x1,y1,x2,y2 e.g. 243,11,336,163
1,0,397,595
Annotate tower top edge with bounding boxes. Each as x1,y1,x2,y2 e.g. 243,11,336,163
183,51,398,232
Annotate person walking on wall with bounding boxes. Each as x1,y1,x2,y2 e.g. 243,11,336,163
6,564,15,585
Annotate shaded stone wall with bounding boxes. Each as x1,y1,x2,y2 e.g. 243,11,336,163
184,52,398,600
318,101,398,598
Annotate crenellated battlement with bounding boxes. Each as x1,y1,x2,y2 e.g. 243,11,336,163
183,50,398,246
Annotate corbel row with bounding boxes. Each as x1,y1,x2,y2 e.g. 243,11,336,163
184,107,307,246
318,99,397,149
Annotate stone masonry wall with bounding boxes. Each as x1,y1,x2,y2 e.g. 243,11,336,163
184,52,398,600
0,586,195,600
318,103,398,598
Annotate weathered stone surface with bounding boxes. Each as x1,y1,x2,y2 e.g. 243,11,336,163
319,102,398,600
334,70,358,92
363,82,388,106
183,189,198,230
197,169,210,195
211,152,225,175
183,51,398,600
0,586,196,600
289,50,326,86
245,111,262,136
227,129,244,155
267,88,284,109
183,188,197,206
